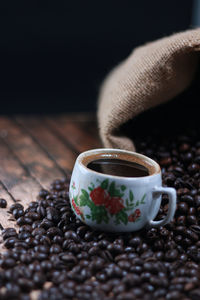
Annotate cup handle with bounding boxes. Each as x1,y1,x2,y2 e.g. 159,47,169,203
148,187,176,227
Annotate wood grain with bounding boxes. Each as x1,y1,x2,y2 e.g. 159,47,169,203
0,183,17,229
0,117,64,189
15,116,77,173
0,139,41,206
45,117,102,153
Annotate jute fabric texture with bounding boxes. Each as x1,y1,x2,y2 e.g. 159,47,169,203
98,29,200,151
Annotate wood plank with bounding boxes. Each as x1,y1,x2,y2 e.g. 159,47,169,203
0,117,64,189
58,113,100,137
78,119,100,138
15,116,77,173
45,117,102,153
0,141,41,206
0,183,17,229
58,114,102,146
57,112,96,122
0,183,19,254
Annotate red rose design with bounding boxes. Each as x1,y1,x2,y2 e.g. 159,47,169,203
90,186,109,206
134,209,141,218
105,197,124,215
72,198,82,215
128,214,135,222
128,209,141,222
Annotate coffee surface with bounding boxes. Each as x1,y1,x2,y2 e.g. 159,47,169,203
87,158,149,177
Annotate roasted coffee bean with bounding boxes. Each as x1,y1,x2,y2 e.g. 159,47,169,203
46,227,62,238
16,216,26,226
178,202,188,214
64,230,79,242
19,225,32,233
32,220,41,229
34,244,49,253
160,157,172,166
185,229,198,241
188,163,200,175
179,143,190,152
187,248,200,262
187,215,198,225
40,260,53,271
0,257,16,268
39,189,49,199
49,244,62,254
34,252,48,261
4,237,18,248
2,228,17,240
181,194,194,205
25,212,40,220
28,261,42,273
177,216,186,225
0,198,7,208
14,241,29,249
52,235,63,245
18,278,34,292
32,228,46,237
129,236,141,247
60,254,77,265
9,203,24,212
20,253,33,264
33,272,46,288
166,291,182,299
37,205,46,218
18,231,31,240
46,207,59,222
13,208,24,219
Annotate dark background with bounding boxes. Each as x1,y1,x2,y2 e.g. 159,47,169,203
0,1,195,114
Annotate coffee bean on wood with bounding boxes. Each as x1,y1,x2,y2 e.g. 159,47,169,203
0,198,7,208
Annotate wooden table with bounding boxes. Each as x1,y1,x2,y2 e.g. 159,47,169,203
0,113,102,237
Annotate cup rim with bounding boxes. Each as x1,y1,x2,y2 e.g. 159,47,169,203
77,148,161,180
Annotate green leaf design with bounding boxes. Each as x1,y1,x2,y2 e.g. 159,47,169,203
121,185,126,191
90,206,109,224
81,189,89,199
108,181,123,197
102,213,109,224
125,204,135,211
125,198,129,206
140,193,146,204
96,215,102,224
101,179,109,190
86,215,91,219
108,181,116,197
79,189,93,207
88,187,93,192
74,195,78,205
115,209,128,225
114,190,124,197
79,194,89,206
129,190,134,202
135,200,139,207
90,182,95,188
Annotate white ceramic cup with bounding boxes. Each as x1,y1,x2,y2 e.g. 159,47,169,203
69,148,176,232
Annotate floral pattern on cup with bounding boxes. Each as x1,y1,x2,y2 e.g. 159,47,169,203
71,179,146,225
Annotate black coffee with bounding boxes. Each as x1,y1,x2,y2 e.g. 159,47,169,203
87,158,149,177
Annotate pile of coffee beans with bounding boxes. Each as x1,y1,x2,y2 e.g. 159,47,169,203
1,129,200,300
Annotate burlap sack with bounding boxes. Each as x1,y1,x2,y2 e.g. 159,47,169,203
97,29,200,151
